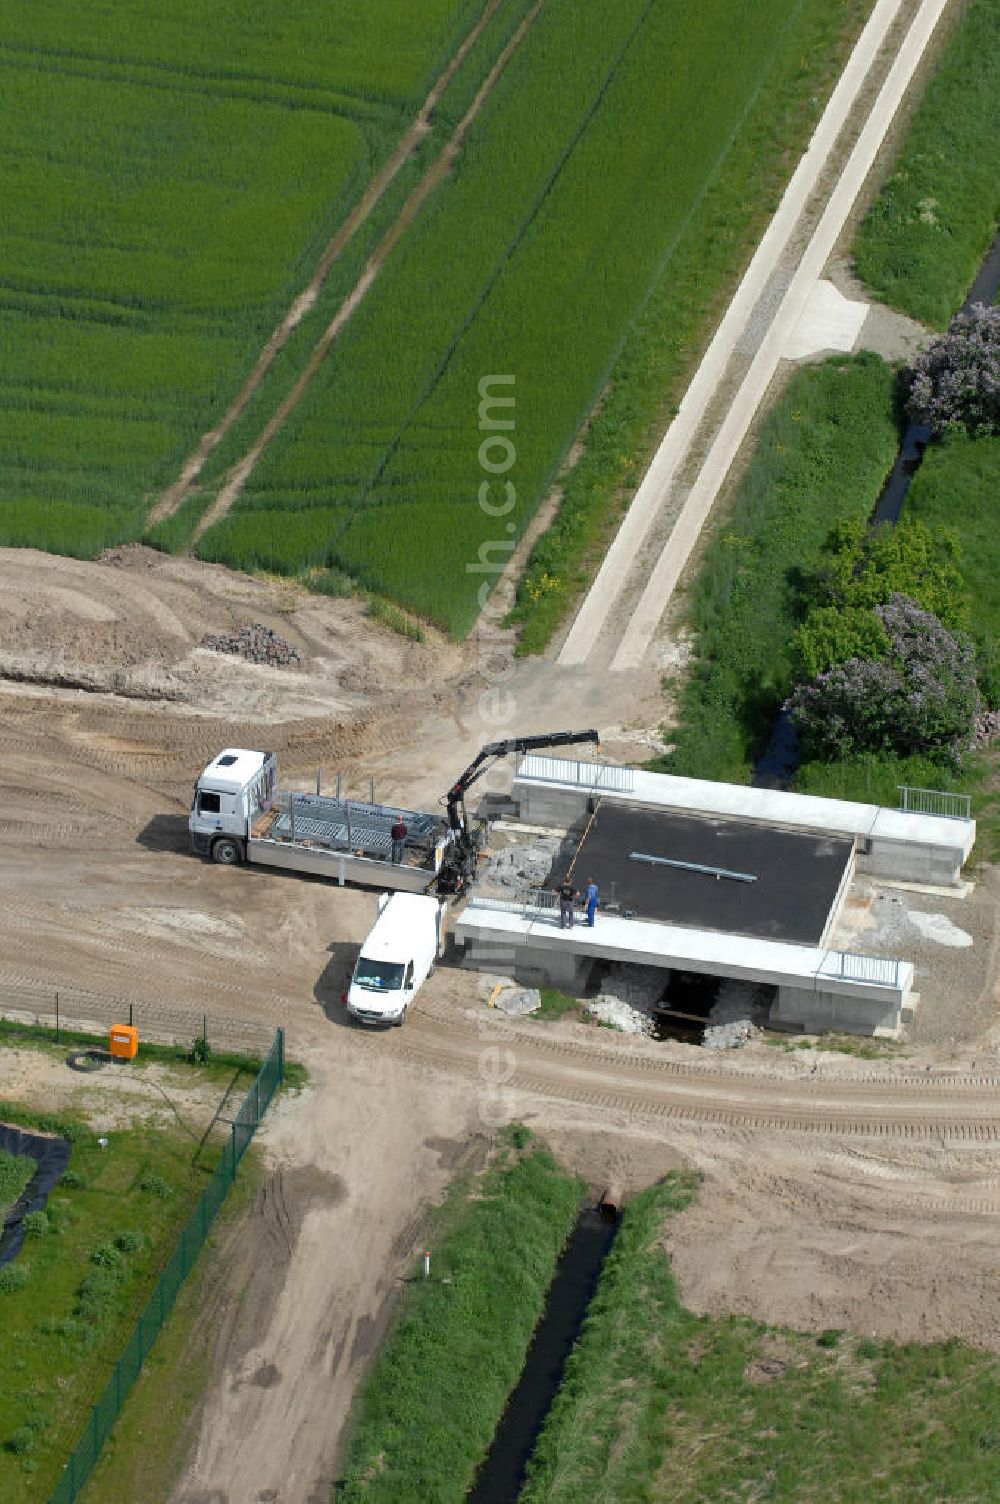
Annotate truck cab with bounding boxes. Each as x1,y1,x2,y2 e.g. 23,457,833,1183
189,747,276,863
346,893,442,1027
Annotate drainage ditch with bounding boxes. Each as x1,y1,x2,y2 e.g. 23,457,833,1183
466,1203,619,1504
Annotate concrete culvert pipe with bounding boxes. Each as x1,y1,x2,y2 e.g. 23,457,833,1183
598,1183,623,1222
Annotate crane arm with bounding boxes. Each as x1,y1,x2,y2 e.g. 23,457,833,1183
445,728,600,831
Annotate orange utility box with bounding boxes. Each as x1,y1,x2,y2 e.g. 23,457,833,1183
109,1024,139,1061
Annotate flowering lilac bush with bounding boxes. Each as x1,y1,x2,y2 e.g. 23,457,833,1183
908,303,1000,438
788,594,978,761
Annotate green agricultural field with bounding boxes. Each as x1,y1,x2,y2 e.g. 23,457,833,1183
854,0,1000,326
0,0,495,555
198,0,875,635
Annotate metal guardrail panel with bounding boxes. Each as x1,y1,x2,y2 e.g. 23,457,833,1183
897,785,972,821
518,754,635,793
819,950,901,988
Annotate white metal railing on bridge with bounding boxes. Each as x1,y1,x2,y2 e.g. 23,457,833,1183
467,889,559,922
818,951,903,989
897,785,972,821
517,754,635,794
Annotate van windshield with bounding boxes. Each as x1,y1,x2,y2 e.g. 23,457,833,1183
353,957,404,992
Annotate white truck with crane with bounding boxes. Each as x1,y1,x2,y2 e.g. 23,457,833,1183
188,730,600,896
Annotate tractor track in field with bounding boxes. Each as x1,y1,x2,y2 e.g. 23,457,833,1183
153,0,547,545
149,0,512,528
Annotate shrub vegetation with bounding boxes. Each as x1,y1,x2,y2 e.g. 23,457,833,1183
788,595,978,763
908,304,1000,438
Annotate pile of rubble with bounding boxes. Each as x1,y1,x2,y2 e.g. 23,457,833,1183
703,978,770,1050
481,975,541,1016
587,964,665,1037
482,837,561,895
199,623,301,668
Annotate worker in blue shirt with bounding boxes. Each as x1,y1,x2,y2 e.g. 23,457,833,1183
584,877,599,927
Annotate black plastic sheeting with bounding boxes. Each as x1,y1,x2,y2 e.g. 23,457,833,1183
0,1123,72,1268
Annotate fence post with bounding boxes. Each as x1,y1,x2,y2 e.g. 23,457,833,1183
277,1027,285,1084
55,990,59,1044
129,1001,134,1028
203,1014,208,1053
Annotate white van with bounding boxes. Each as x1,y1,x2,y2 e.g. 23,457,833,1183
345,893,443,1027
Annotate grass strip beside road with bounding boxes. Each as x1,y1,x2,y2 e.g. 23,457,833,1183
337,1135,583,1502
653,353,900,784
520,1175,1000,1503
854,0,1000,327
510,0,875,653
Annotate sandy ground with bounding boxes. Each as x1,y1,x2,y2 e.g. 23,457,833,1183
0,546,998,1503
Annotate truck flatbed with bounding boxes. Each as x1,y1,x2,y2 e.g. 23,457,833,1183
247,793,451,891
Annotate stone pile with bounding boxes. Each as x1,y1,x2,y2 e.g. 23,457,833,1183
199,623,300,667
480,974,541,1016
702,978,770,1049
587,963,665,1036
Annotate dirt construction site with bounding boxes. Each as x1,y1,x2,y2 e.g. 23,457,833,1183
0,543,998,1502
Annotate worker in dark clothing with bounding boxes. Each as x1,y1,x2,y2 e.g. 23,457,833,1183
558,878,577,929
390,816,408,864
584,877,599,927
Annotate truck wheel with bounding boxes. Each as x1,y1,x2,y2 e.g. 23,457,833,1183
211,837,243,866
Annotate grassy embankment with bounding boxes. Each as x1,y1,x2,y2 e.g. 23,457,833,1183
336,1132,583,1501
792,0,1000,849
0,0,497,555
854,0,1000,327
520,1177,1000,1503
650,350,1000,859
652,354,901,784
196,0,873,638
0,1097,240,1503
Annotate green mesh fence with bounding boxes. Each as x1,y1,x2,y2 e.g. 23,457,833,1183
49,1027,285,1504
